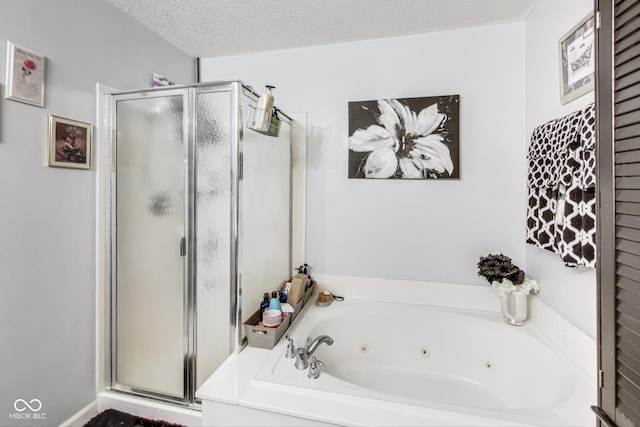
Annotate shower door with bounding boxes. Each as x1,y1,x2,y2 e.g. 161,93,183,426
112,91,188,401
109,86,235,405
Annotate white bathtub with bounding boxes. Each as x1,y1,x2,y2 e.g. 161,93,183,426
254,298,594,426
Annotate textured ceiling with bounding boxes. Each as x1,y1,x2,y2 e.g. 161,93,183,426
109,0,540,58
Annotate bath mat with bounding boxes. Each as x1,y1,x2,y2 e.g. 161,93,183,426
84,408,185,427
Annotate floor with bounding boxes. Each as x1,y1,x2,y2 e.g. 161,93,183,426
60,403,98,427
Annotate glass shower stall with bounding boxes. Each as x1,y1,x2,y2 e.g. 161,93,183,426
106,81,292,406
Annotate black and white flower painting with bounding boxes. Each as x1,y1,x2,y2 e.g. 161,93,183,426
348,95,459,179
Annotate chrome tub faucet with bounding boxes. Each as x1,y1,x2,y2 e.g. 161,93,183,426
295,335,334,369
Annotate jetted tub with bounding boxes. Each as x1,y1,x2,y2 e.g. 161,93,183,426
254,298,594,426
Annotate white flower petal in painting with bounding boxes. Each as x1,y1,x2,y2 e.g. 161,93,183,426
363,147,398,178
376,100,402,142
412,135,454,174
415,103,446,136
349,98,454,179
390,99,416,132
398,157,422,178
349,125,393,152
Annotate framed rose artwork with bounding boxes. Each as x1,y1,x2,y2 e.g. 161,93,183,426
4,41,46,107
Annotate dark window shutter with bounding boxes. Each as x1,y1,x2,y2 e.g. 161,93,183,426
598,0,640,425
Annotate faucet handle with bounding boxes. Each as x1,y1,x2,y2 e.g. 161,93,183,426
285,335,296,359
307,356,324,380
305,336,312,349
311,356,324,368
308,356,325,379
295,347,308,370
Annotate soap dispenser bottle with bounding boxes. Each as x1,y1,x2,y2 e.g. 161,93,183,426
254,85,275,129
258,85,275,113
269,291,282,311
303,263,312,289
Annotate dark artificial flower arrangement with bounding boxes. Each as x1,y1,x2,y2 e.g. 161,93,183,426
477,253,525,285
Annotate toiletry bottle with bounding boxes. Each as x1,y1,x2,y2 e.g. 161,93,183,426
270,107,280,133
278,288,287,303
255,85,275,129
269,291,282,311
258,85,275,113
259,292,269,321
303,263,312,289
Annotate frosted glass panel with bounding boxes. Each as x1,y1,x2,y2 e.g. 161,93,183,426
195,91,232,388
239,93,292,336
115,96,185,398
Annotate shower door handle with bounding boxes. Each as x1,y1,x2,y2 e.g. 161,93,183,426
180,237,186,257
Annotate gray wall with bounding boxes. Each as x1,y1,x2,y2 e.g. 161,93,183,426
0,1,194,425
201,23,527,286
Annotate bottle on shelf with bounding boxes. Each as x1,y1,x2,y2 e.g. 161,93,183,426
269,290,282,311
303,263,312,289
259,292,270,321
253,85,275,130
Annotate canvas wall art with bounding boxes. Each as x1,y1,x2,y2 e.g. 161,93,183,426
348,95,459,179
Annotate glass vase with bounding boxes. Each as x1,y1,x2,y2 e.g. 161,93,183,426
500,291,528,326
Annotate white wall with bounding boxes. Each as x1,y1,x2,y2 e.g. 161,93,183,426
201,23,527,286
0,1,194,425
525,0,596,339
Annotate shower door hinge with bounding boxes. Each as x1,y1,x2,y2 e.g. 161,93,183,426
598,369,604,388
596,11,601,30
180,237,186,257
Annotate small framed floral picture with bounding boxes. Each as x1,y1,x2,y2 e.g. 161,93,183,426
4,41,45,107
559,14,595,105
47,115,92,170
348,95,459,179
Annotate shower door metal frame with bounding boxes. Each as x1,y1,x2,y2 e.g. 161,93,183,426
107,86,195,406
105,80,293,407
